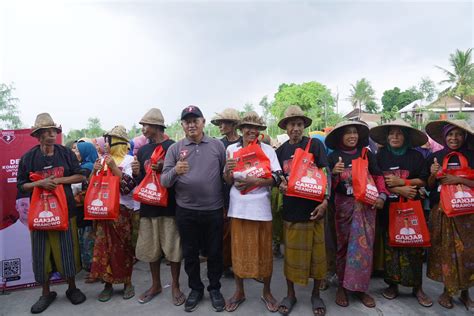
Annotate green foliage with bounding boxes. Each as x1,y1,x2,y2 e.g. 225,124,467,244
455,112,469,120
0,83,22,129
348,78,375,112
381,105,399,123
437,48,474,111
381,87,423,112
64,117,105,143
270,81,335,131
365,100,379,113
128,124,142,139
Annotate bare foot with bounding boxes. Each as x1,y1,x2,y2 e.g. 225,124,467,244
438,292,453,309
335,287,348,307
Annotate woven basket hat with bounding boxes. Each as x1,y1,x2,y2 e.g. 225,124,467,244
325,120,369,150
369,119,428,147
30,113,62,136
237,111,267,131
139,108,166,128
211,108,241,126
104,125,129,142
278,105,312,129
425,119,474,146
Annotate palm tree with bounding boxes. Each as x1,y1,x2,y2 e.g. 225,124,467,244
348,78,376,119
436,48,474,112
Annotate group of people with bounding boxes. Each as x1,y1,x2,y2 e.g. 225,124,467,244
16,104,474,315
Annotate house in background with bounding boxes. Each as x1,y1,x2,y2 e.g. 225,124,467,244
344,108,381,125
398,95,474,126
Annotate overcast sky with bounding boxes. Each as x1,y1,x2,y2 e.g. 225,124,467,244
1,0,472,133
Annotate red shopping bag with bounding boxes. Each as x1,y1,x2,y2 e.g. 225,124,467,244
286,138,327,202
352,147,379,205
438,152,474,217
84,160,120,220
133,145,168,207
28,173,69,231
389,198,431,247
233,138,272,194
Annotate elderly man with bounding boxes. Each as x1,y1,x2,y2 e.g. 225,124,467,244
275,105,330,316
161,105,226,312
211,108,241,278
131,108,184,305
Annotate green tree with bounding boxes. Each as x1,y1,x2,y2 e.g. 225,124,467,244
418,77,437,103
365,100,379,113
348,78,376,117
381,87,423,112
270,81,335,130
0,83,22,129
437,48,474,112
128,124,142,139
85,117,105,138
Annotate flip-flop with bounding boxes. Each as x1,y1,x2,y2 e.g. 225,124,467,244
138,289,161,304
382,287,399,300
31,292,57,314
278,296,297,315
261,295,278,313
438,293,453,309
66,288,86,305
123,285,135,300
98,287,113,302
412,291,433,307
225,297,246,312
311,296,326,316
173,291,186,306
355,293,376,308
335,288,349,307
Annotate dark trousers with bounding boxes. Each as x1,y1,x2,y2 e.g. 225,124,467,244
176,206,223,292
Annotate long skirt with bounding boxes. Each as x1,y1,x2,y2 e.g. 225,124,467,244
31,217,81,284
271,187,284,245
90,205,134,284
427,204,474,296
78,226,94,271
335,193,376,292
283,220,327,286
383,231,423,288
231,218,273,279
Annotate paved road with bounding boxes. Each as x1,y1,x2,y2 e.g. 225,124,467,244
0,258,471,315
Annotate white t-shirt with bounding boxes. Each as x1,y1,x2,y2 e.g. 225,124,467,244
227,142,282,221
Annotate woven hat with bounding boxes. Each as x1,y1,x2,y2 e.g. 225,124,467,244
237,111,267,131
30,113,62,136
369,119,428,147
325,120,369,150
211,108,241,126
425,119,474,146
104,125,129,142
277,105,312,129
139,108,166,128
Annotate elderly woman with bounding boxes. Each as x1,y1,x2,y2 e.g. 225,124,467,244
90,126,137,302
224,111,282,313
275,106,330,316
71,141,99,283
421,119,474,310
17,113,86,313
369,119,432,307
325,121,388,308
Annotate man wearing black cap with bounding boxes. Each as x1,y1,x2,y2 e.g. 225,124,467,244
161,105,226,312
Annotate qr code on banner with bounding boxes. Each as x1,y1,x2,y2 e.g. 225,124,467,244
2,258,21,281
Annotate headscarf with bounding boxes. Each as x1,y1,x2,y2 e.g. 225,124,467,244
77,141,98,171
442,123,467,149
109,136,129,166
386,127,411,156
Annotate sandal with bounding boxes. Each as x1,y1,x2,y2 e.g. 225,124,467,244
31,292,57,314
412,290,432,307
311,296,326,316
123,285,135,300
335,287,348,307
172,291,186,306
382,286,399,300
278,296,297,315
261,295,279,312
66,288,86,305
355,292,376,308
98,287,113,302
225,296,246,312
438,293,453,309
138,288,161,304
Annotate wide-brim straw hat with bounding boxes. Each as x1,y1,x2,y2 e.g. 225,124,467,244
278,105,312,129
425,119,474,146
30,113,62,136
139,108,166,128
325,120,369,150
369,119,428,147
211,108,241,126
237,111,267,131
104,125,129,142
